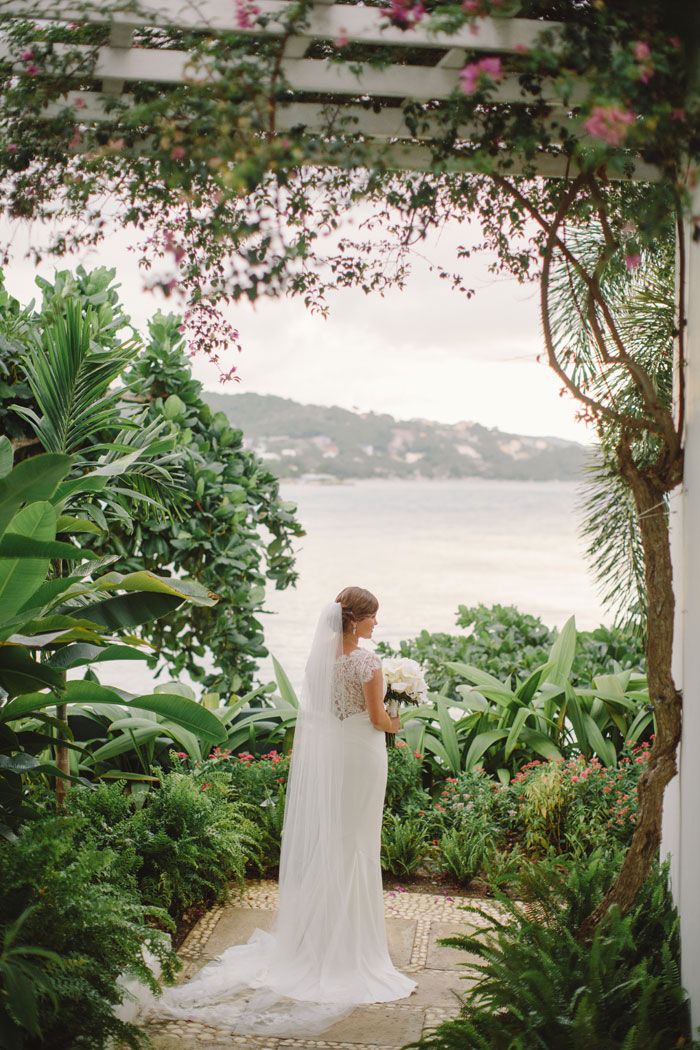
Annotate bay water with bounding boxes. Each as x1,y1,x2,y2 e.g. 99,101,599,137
103,478,607,697
259,478,607,692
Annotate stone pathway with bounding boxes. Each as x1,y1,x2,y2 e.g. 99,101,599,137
143,880,493,1050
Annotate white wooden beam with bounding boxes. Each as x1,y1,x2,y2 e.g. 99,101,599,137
17,40,582,106
0,1,561,54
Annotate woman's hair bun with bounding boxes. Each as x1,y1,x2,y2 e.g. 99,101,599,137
335,586,378,632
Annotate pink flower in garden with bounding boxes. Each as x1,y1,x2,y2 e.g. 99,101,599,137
625,253,641,271
669,37,681,49
20,49,34,61
603,786,612,793
6,143,16,153
414,750,422,758
170,146,187,160
384,0,425,29
672,108,686,121
633,41,650,61
175,751,188,758
334,26,349,48
460,56,503,95
515,42,529,54
24,63,39,75
583,105,635,147
462,0,483,11
234,0,260,30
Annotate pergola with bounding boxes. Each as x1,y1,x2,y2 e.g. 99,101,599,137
4,0,700,1026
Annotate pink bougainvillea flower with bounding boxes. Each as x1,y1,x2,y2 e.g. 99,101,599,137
20,49,34,61
384,0,425,28
583,105,635,147
234,0,260,30
334,26,349,47
633,41,650,61
25,63,39,75
171,145,187,160
460,56,502,95
74,96,86,109
625,253,641,271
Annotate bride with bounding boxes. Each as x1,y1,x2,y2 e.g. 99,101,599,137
149,586,416,1035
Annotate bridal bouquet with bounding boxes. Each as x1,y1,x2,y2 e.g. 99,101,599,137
382,657,428,748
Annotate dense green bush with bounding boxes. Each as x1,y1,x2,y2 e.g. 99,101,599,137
509,742,648,857
411,854,697,1050
67,773,258,918
381,814,429,877
385,741,431,817
0,816,177,1050
379,603,646,696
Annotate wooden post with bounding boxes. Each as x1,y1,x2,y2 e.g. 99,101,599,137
667,193,700,1028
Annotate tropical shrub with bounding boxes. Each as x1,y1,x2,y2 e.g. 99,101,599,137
403,617,652,785
385,741,431,818
94,311,304,694
0,815,177,1050
437,826,495,887
379,604,646,698
381,814,429,878
67,774,258,918
0,268,304,697
510,743,649,858
412,854,696,1050
0,444,223,824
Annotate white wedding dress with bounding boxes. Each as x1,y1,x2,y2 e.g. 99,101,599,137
145,609,416,1036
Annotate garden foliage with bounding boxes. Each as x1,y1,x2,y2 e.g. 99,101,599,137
411,854,696,1050
0,815,177,1050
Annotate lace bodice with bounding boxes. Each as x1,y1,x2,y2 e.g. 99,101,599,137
332,649,383,720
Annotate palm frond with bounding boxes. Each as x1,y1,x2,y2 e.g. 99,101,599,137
11,300,140,454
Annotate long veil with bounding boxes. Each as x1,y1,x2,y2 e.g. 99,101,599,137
142,601,360,1035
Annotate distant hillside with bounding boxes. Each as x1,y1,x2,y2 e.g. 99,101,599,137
202,392,589,482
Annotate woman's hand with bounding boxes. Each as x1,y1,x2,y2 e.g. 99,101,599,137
388,714,401,734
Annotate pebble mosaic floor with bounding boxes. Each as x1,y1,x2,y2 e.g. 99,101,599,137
142,880,493,1050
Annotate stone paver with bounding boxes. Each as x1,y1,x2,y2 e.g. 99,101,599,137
141,879,490,1050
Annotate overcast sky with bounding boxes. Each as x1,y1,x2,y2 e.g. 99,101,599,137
1,213,595,444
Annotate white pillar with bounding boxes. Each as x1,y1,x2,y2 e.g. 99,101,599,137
677,196,700,1028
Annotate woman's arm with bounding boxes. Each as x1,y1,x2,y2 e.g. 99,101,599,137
364,670,401,734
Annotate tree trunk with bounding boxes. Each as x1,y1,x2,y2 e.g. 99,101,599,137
54,702,70,809
579,458,682,939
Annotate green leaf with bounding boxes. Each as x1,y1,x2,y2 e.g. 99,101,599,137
272,654,299,708
0,436,12,479
56,591,182,631
504,705,532,759
436,698,461,773
465,729,508,770
0,533,97,561
46,642,149,670
55,514,105,535
423,733,456,769
127,692,226,744
0,453,71,538
518,728,563,762
515,662,553,704
582,713,617,766
0,502,56,622
547,616,577,685
88,570,218,605
0,646,65,698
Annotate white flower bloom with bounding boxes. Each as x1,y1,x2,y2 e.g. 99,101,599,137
381,657,428,704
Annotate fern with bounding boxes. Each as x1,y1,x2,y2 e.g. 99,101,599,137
408,853,698,1050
